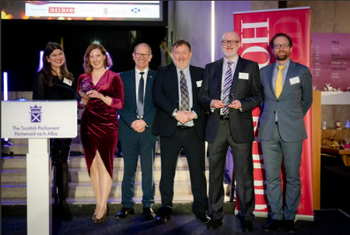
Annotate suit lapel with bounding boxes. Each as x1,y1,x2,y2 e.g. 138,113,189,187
189,66,198,97
229,56,247,95
144,70,155,110
231,57,243,92
169,64,180,104
127,69,137,108
285,59,296,81
281,60,296,98
267,64,276,97
213,59,224,98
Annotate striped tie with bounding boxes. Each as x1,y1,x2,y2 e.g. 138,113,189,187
222,61,233,115
180,70,190,111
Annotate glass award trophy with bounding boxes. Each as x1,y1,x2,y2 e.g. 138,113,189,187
80,77,93,94
225,94,234,106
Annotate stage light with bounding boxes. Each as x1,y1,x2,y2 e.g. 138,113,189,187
106,51,111,69
2,72,10,143
3,72,8,101
18,97,28,102
38,51,44,72
211,1,215,62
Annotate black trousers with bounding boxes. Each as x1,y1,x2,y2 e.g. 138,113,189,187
158,126,208,216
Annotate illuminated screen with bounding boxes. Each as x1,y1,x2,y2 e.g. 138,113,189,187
1,1,163,21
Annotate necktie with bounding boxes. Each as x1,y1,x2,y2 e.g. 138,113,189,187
222,61,233,115
180,70,190,111
137,72,144,118
275,65,286,98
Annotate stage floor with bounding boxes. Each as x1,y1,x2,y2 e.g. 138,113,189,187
2,208,350,235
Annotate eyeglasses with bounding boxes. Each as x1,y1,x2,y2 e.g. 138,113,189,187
273,44,290,49
135,53,150,58
222,40,240,45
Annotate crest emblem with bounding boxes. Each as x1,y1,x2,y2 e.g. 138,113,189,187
30,105,42,123
131,8,140,13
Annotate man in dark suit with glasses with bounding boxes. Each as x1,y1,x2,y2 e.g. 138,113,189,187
199,31,263,232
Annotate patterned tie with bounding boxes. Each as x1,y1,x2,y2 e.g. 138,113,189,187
180,70,190,111
275,65,286,98
222,61,233,115
137,72,144,118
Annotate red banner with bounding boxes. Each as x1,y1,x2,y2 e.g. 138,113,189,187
233,7,313,219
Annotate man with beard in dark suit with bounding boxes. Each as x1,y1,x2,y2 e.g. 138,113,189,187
199,31,263,231
152,40,210,225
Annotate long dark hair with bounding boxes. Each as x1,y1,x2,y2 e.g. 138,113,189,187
41,42,73,84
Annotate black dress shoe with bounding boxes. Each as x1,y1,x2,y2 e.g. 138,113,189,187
143,207,156,220
196,214,211,223
155,214,171,224
207,219,223,230
285,220,297,233
263,219,281,232
60,203,73,221
115,207,134,219
241,220,253,232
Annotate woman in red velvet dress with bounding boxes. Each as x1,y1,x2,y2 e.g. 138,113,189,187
77,43,124,224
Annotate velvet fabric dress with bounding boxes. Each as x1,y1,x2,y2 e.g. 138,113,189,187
77,70,124,178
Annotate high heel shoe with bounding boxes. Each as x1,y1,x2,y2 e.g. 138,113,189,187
92,204,108,220
93,208,107,224
91,207,97,220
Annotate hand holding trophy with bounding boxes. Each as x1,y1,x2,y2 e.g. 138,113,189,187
79,78,93,107
225,94,235,107
80,77,93,94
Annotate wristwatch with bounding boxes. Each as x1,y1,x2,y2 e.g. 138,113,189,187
172,109,178,117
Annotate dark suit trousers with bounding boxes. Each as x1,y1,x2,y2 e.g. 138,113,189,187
208,119,255,221
120,132,156,208
159,127,208,216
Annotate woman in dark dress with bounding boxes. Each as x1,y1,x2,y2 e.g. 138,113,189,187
32,42,76,221
77,43,124,224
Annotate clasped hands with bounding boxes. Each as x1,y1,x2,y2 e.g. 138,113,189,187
175,110,196,124
131,119,147,133
210,99,242,109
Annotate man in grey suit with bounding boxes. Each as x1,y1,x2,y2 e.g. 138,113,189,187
259,33,313,233
115,43,158,220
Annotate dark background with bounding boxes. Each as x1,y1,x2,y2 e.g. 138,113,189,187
1,5,168,92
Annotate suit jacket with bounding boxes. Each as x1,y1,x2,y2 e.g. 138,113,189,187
152,63,207,139
199,56,263,143
118,69,158,143
258,59,313,142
